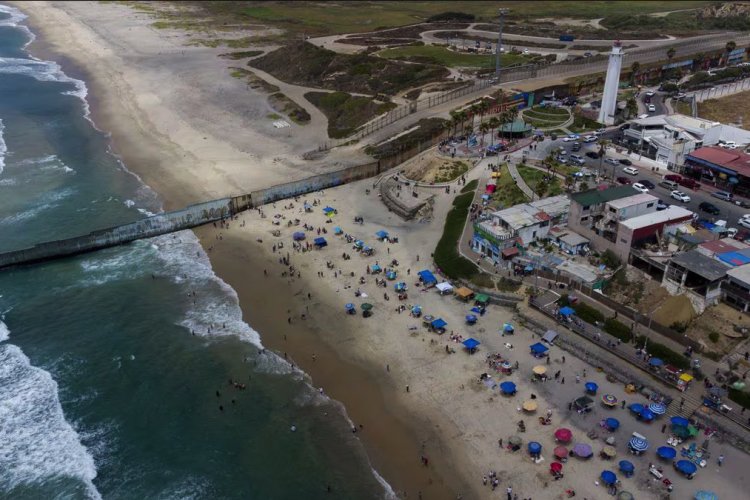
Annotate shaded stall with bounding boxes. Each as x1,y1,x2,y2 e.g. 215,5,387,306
465,314,478,325
528,441,542,457
604,417,620,431
542,329,558,344
657,446,677,460
584,382,598,395
675,459,698,479
554,428,572,444
430,318,448,333
417,269,438,287
619,460,635,478
601,394,618,408
375,230,389,240
293,231,306,241
455,286,474,302
628,434,649,454
571,443,592,459
600,470,617,485
529,342,549,358
313,237,327,248
648,402,666,415
474,293,490,306
574,396,594,413
436,282,454,295
463,338,480,353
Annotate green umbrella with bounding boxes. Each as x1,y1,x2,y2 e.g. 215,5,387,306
509,435,522,446
361,303,373,311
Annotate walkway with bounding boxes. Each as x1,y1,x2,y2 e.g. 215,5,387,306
506,159,535,199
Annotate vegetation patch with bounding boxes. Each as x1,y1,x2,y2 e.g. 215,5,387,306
378,44,529,69
229,67,280,93
268,92,311,125
634,336,690,370
604,318,632,343
434,160,470,183
220,50,263,60
365,118,448,159
489,164,528,209
689,89,750,126
253,41,449,95
728,387,750,411
516,165,563,198
304,91,396,139
434,191,477,280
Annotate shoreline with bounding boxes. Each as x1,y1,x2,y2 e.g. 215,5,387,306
16,2,467,497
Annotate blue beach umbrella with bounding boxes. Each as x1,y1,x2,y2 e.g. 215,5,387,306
618,460,634,474
293,231,306,241
386,271,397,280
649,357,664,367
628,403,644,414
375,230,389,239
465,314,478,324
559,306,574,316
675,460,698,476
657,446,677,459
671,416,689,427
500,381,517,395
345,303,355,311
395,282,407,292
649,402,666,415
411,305,422,315
640,408,655,421
694,491,718,500
600,470,617,485
528,441,542,454
503,323,514,333
333,226,343,235
629,436,649,452
605,417,620,430
584,382,598,394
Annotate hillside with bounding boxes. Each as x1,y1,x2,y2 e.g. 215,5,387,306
252,41,449,96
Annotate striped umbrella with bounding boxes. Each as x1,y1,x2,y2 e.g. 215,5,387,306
649,402,666,415
629,436,649,452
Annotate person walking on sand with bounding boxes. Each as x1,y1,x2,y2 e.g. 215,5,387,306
506,486,512,500
718,454,724,466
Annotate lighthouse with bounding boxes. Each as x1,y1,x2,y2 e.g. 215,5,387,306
598,41,624,126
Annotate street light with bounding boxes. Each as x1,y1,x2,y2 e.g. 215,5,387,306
495,8,510,82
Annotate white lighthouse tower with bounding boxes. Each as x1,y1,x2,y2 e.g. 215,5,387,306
598,41,624,126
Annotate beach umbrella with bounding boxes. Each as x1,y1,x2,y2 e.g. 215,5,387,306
293,231,306,241
694,491,718,500
600,470,617,485
386,271,397,280
371,264,382,273
375,230,389,239
572,443,592,458
500,381,517,395
628,403,644,415
640,408,655,422
361,303,373,311
431,318,448,330
601,394,618,407
532,365,547,375
550,461,563,473
675,460,698,476
465,314,478,324
619,460,634,473
395,282,407,292
503,323,514,333
345,303,355,311
508,435,523,446
629,436,649,452
657,446,677,460
649,402,666,415
528,441,542,454
463,338,480,350
671,416,689,427
649,357,664,367
602,446,617,458
559,306,575,316
605,417,620,431
554,445,569,459
672,425,691,439
584,381,598,394
333,226,342,235
522,400,538,412
411,305,422,315
618,492,634,500
554,428,572,443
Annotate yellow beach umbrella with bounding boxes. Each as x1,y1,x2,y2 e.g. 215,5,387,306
532,365,547,375
522,400,538,412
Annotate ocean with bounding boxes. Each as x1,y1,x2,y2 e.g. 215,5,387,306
0,5,389,499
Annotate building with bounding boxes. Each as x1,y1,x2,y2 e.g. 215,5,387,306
663,249,730,313
548,227,590,255
598,41,623,126
471,195,569,261
683,146,750,197
723,264,750,313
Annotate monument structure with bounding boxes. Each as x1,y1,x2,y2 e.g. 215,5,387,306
598,41,624,125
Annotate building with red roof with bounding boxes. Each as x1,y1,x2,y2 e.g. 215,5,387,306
684,146,750,196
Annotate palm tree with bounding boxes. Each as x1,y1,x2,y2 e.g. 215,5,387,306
479,121,490,146
449,111,460,136
457,110,468,136
626,97,638,119
488,117,499,146
666,47,676,62
469,103,481,131
630,61,641,84
597,138,610,180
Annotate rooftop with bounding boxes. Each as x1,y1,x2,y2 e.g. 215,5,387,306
607,193,658,210
687,146,750,178
557,231,589,247
619,206,694,230
698,238,749,256
529,195,570,218
671,249,730,281
493,195,570,231
571,186,637,207
727,264,750,285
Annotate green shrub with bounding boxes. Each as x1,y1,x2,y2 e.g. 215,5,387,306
460,179,478,193
728,388,750,410
434,191,476,280
600,250,621,269
708,331,720,343
604,318,632,343
635,336,690,369
573,302,605,325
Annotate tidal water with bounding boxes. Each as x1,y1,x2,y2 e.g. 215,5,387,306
0,5,388,499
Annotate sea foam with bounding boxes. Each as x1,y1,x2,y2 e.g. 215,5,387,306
0,118,6,175
0,321,101,499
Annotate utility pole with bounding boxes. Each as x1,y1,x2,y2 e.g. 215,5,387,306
495,8,510,82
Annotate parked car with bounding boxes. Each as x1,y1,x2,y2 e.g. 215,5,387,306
719,141,738,149
675,93,687,100
738,216,750,229
699,201,721,215
605,158,619,166
663,174,682,182
632,183,649,193
671,190,691,202
656,200,670,211
558,157,568,164
585,151,600,159
616,176,632,185
596,128,606,134
583,135,597,143
619,159,633,166
734,199,750,209
562,136,575,142
660,180,679,190
570,154,586,165
623,166,639,175
647,104,656,112
571,142,581,151
712,190,733,202
677,177,700,190
638,179,655,189
645,91,655,97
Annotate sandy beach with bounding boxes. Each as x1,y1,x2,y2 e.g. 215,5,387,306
15,2,750,499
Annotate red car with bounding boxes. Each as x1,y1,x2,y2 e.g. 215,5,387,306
616,176,633,185
663,174,682,182
678,177,700,190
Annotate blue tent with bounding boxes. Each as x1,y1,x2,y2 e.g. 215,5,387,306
618,460,634,473
584,382,598,394
333,226,343,235
314,237,327,247
386,271,397,280
322,206,335,214
375,230,389,239
649,357,664,367
628,403,644,414
431,318,448,330
640,408,655,421
671,416,689,427
500,381,517,395
463,338,480,350
600,470,617,485
418,269,437,285
528,441,542,454
559,306,574,316
675,460,698,476
371,264,381,273
354,240,364,248
503,323,514,333
657,446,677,459
395,282,407,292
293,232,306,241
530,342,549,355
466,314,478,324
694,491,718,500
605,417,620,430
411,305,422,315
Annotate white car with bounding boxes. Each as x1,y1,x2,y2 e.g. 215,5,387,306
623,166,639,175
522,49,530,55
583,135,597,143
647,104,656,112
670,190,691,202
645,91,655,97
638,113,649,119
562,137,575,142
738,217,750,229
558,157,568,164
605,158,619,166
720,141,738,149
632,183,649,193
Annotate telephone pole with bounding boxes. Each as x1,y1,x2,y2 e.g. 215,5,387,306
495,8,510,82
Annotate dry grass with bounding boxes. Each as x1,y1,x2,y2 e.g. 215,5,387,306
695,90,750,126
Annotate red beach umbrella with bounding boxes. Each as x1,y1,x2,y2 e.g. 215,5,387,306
554,446,569,459
554,428,573,443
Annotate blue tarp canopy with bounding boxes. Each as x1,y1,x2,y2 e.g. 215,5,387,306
354,240,364,248
371,264,381,272
345,303,355,310
314,237,327,247
640,408,655,421
322,206,335,213
657,446,677,459
628,403,644,414
333,226,343,234
694,491,718,500
395,282,407,291
431,318,448,329
528,441,542,454
418,270,437,284
618,460,634,473
584,382,598,393
718,251,750,266
463,338,480,350
601,470,617,484
293,232,306,241
675,460,698,475
375,230,389,239
559,306,575,316
671,416,690,427
471,306,482,313
530,342,549,354
386,271,397,280
605,417,620,430
649,357,664,367
500,381,517,394
466,314,478,323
